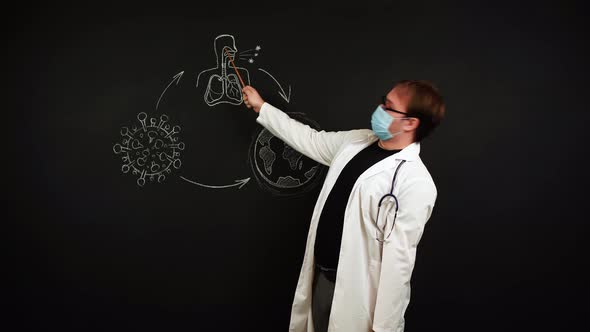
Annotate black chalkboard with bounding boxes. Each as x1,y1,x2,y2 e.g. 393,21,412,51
16,1,589,331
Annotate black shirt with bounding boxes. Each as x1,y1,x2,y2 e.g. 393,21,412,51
314,140,401,271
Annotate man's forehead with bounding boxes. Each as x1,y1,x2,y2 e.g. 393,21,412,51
387,87,411,106
391,85,411,97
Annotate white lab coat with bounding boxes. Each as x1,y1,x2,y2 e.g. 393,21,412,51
256,102,438,332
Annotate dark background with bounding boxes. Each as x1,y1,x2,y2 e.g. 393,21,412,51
15,0,589,331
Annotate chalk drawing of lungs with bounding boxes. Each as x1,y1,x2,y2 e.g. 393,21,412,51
196,34,251,106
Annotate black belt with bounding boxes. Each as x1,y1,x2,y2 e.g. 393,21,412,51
315,262,337,283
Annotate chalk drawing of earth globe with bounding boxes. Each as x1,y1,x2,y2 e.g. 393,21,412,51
248,112,327,196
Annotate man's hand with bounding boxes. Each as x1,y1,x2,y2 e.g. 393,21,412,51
242,85,265,113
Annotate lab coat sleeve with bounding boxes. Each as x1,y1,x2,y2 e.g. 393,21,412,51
255,102,366,166
372,178,437,332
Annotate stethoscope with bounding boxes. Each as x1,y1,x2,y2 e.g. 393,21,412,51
374,159,406,247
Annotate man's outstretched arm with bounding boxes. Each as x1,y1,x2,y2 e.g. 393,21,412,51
243,85,367,166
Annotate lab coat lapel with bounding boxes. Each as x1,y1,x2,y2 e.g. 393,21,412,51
357,136,421,181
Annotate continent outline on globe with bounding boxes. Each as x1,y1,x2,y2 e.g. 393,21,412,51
248,112,327,197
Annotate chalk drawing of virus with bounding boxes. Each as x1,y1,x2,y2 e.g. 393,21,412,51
113,112,184,186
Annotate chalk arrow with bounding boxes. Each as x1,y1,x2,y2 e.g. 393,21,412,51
257,68,291,103
156,71,184,110
180,176,251,190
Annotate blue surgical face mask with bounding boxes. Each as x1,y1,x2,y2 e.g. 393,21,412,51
371,105,404,140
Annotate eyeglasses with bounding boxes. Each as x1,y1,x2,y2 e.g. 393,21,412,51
381,95,409,116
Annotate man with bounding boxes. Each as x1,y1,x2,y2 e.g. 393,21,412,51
242,80,445,332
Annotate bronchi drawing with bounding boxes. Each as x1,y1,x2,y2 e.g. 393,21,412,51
196,34,251,106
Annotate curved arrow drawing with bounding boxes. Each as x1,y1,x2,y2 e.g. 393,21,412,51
180,176,251,189
257,68,291,103
156,71,184,110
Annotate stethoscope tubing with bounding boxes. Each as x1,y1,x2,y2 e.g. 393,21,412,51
374,160,406,243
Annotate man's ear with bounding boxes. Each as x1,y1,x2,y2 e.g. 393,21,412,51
405,117,420,131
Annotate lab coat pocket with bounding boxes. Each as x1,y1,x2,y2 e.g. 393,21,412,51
376,197,397,242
